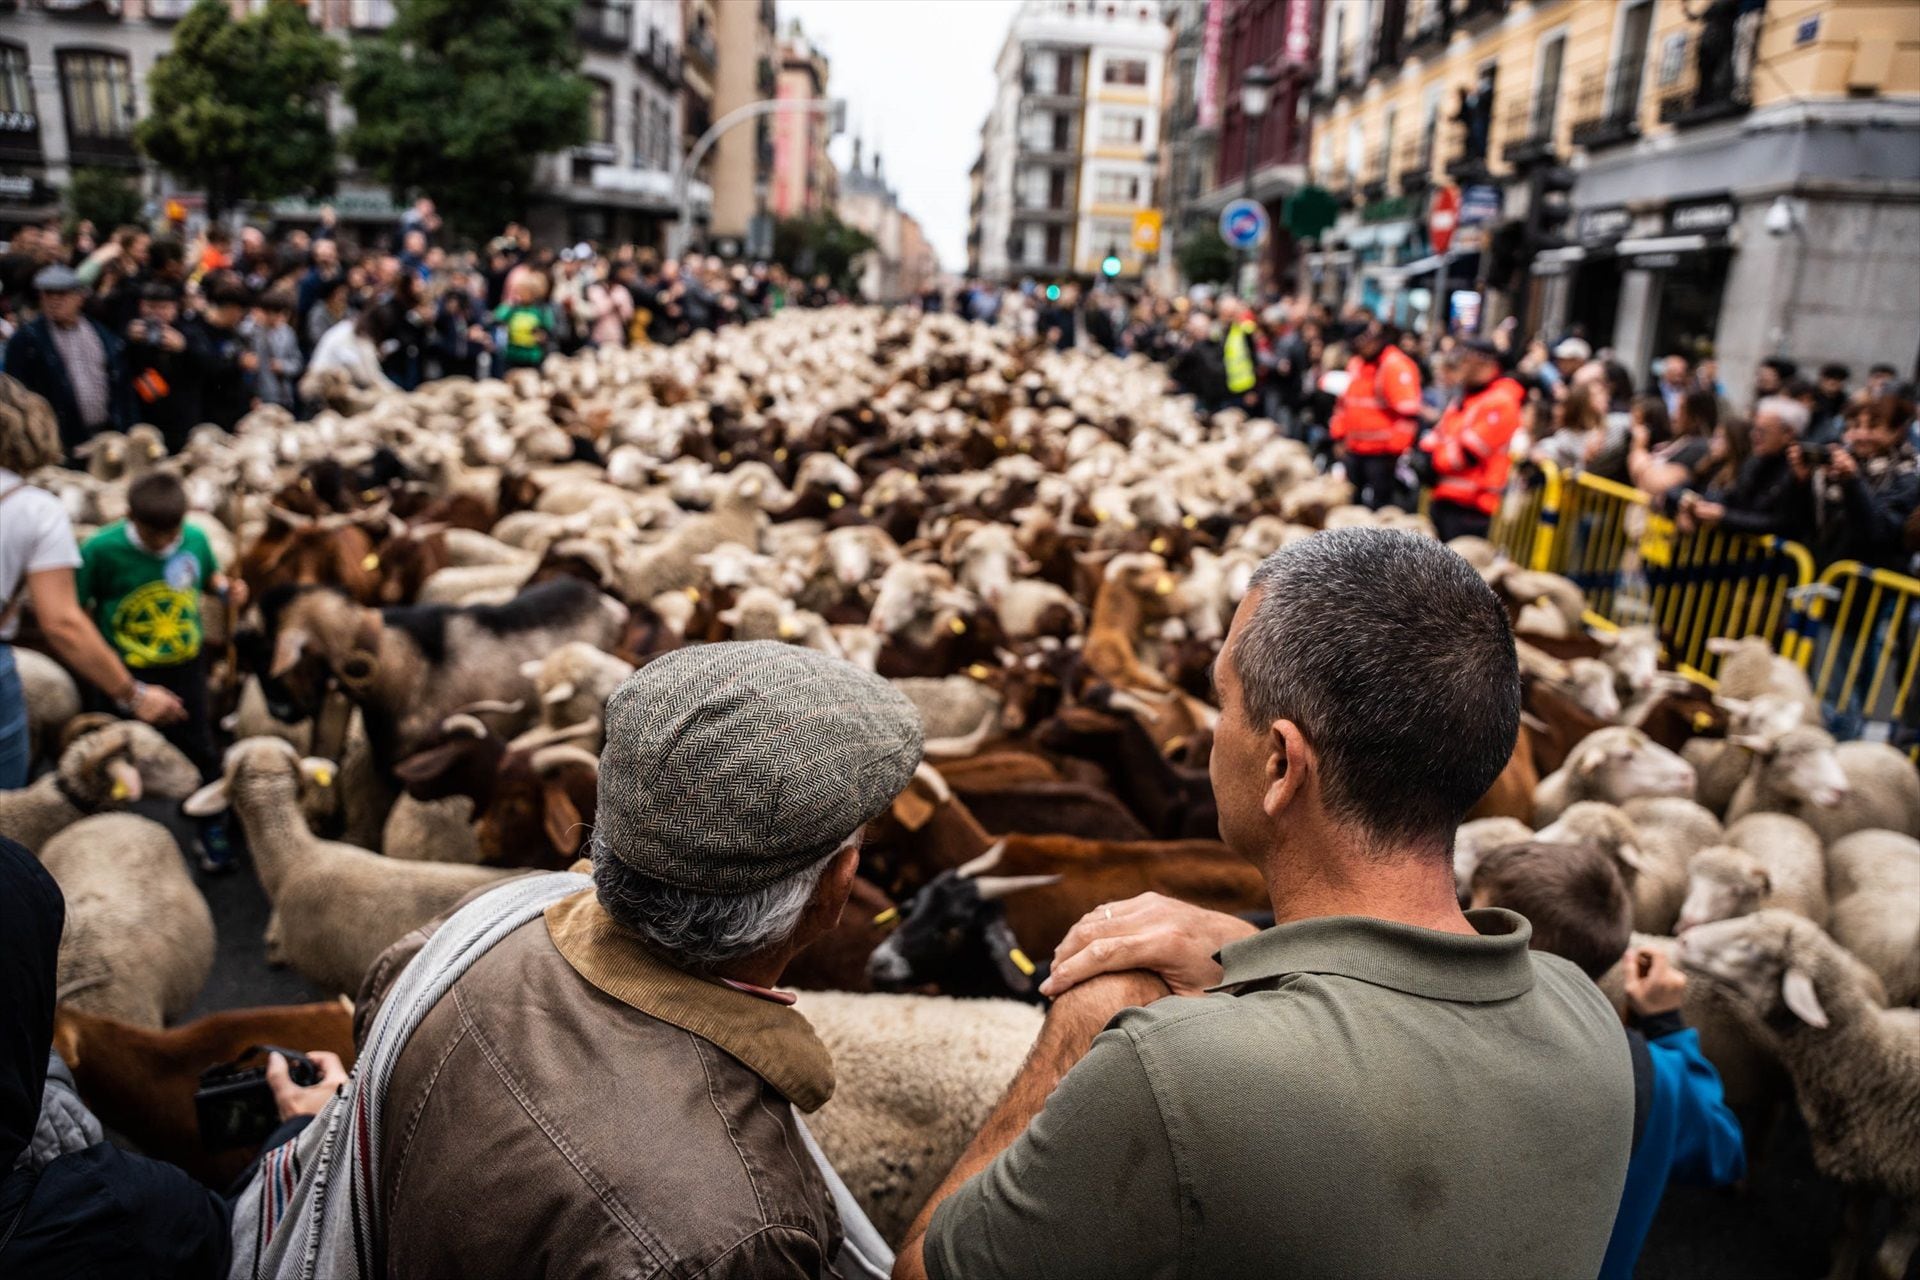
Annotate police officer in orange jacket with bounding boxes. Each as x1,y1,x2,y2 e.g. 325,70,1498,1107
1421,338,1525,543
1331,320,1425,510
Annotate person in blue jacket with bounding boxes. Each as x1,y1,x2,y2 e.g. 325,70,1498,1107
1470,839,1746,1280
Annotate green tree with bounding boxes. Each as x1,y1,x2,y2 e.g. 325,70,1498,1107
1176,228,1236,286
347,0,592,239
65,168,145,233
135,0,341,219
773,214,878,296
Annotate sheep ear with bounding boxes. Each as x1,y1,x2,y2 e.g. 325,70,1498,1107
1706,637,1741,656
1616,841,1648,872
105,758,144,804
543,782,585,856
269,627,309,678
518,659,543,680
542,681,577,706
299,757,336,789
50,1014,81,1070
1781,968,1829,1028
1751,867,1772,895
1575,744,1606,777
181,777,231,817
1712,695,1751,715
982,914,1039,994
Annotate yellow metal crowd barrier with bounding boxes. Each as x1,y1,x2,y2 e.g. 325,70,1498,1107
1475,466,1920,744
1789,561,1920,740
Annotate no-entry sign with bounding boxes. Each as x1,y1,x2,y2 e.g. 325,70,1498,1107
1429,186,1461,255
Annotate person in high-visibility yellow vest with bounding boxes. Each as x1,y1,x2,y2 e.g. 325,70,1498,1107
1222,301,1259,406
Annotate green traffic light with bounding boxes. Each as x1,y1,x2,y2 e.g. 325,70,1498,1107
1101,255,1122,278
1046,284,1061,300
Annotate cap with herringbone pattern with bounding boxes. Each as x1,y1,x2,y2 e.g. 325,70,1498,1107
598,641,923,894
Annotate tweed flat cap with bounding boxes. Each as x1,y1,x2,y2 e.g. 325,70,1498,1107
598,641,923,894
32,265,81,293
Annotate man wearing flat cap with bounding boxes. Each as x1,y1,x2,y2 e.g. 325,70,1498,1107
353,641,923,1278
1,264,133,454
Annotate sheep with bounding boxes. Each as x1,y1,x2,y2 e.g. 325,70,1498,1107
606,467,771,603
1675,813,1828,933
1452,816,1534,902
795,991,1042,1246
1706,635,1823,722
1538,799,1722,934
891,675,1006,759
381,793,481,864
1531,726,1697,826
39,814,214,1029
0,720,200,853
1681,693,1809,816
13,646,80,764
519,642,635,739
717,586,843,657
1825,830,1920,1005
184,737,518,996
1678,911,1919,1280
1726,727,1920,846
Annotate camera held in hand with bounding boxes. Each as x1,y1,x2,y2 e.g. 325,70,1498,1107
195,1045,320,1150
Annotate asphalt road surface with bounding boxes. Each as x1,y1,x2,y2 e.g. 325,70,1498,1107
139,798,1910,1279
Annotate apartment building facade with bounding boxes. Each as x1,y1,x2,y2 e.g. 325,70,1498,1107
707,0,777,255
976,0,1169,281
1308,0,1919,391
768,19,833,220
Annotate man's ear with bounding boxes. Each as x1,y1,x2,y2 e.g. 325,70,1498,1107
1263,718,1310,819
807,842,863,932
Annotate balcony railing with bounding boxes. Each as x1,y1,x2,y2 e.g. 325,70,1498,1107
684,25,717,68
576,2,632,50
1395,136,1433,194
1404,0,1452,57
1569,70,1643,150
1656,31,1754,128
1500,94,1560,166
1361,147,1390,200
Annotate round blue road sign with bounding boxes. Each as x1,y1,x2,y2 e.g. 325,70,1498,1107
1220,198,1270,250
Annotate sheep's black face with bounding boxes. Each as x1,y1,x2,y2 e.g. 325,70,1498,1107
865,871,986,991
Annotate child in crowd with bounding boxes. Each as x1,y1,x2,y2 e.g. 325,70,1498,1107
492,271,555,371
1469,841,1746,1280
75,472,246,869
242,288,304,413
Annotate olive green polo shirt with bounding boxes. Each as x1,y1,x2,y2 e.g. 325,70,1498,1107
925,908,1634,1280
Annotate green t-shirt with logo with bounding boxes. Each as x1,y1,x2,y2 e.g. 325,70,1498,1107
492,302,555,367
76,520,218,668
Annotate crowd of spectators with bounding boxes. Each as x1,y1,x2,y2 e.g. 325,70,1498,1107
0,202,848,454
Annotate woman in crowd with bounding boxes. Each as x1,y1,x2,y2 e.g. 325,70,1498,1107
1630,388,1719,501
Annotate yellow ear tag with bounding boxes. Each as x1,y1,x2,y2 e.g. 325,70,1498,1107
1692,711,1715,732
774,448,789,462
684,587,702,601
1182,514,1198,529
967,663,991,680
717,451,732,465
1154,576,1175,596
1149,537,1168,555
949,617,968,635
872,907,899,927
1009,948,1036,977
361,553,380,571
777,617,798,639
361,488,382,502
828,492,846,509
109,778,132,802
313,766,335,788
994,435,1008,448
1091,507,1109,523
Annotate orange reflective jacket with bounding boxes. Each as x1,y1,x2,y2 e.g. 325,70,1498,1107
1330,345,1423,455
1424,375,1525,514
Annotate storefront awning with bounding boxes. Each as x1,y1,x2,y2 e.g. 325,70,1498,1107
1616,233,1712,260
1530,245,1587,276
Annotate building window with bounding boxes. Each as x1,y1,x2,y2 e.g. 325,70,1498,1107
1608,1,1654,121
652,99,672,169
1534,30,1566,137
587,77,613,147
58,50,134,142
632,88,647,168
1345,120,1363,178
1097,111,1144,145
1094,171,1140,203
1089,216,1131,258
0,45,32,127
349,0,396,28
1103,58,1147,87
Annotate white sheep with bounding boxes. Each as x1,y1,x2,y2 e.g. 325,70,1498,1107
1825,830,1920,1005
1678,911,1918,1280
1675,813,1828,933
13,646,80,765
1681,693,1809,816
381,794,480,864
1531,726,1697,826
519,642,635,740
185,738,518,996
0,720,200,854
1705,635,1823,723
39,814,214,1029
717,586,842,657
1726,727,1920,846
796,991,1042,1247
891,675,1005,758
1537,799,1722,934
1452,816,1534,902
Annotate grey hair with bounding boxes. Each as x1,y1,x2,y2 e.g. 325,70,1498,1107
1236,528,1519,850
1756,396,1810,436
589,832,848,970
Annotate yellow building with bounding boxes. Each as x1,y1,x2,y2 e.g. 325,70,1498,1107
1306,0,1920,395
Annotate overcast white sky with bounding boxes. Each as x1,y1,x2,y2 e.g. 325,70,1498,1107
777,0,1022,272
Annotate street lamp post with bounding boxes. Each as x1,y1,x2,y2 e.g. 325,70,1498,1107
673,96,845,259
1237,63,1276,298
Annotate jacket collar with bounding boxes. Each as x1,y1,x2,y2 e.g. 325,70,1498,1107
544,890,835,1112
1208,908,1537,1004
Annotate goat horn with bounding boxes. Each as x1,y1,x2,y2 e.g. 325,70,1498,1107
955,840,1007,878
439,714,490,740
530,744,601,774
506,718,602,751
452,698,526,717
267,504,314,529
972,873,1064,901
910,761,952,805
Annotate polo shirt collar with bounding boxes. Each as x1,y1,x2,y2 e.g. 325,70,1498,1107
1209,908,1536,1004
544,890,835,1112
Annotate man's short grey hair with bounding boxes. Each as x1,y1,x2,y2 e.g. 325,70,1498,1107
1756,396,1809,436
590,831,849,970
1236,529,1519,851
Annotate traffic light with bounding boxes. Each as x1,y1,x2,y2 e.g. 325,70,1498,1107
1045,283,1061,301
1100,246,1122,278
1527,165,1576,251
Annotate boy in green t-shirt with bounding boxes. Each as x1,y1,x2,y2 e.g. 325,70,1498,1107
77,472,245,866
492,271,556,369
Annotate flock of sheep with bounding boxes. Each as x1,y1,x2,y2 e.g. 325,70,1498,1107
5,307,1918,1265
